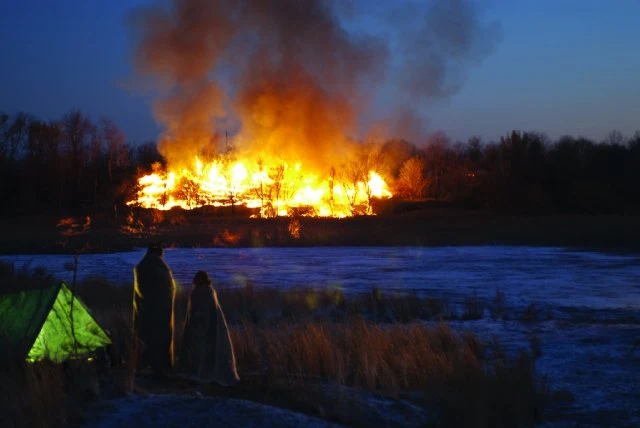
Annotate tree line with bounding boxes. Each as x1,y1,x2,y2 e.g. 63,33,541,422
1,110,639,217
386,129,640,214
0,111,164,217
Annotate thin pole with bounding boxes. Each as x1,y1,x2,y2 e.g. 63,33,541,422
70,254,79,357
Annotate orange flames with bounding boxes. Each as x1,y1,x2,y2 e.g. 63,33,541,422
127,0,399,217
127,1,498,218
129,154,391,218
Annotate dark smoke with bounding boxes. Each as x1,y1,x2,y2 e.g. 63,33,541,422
397,0,502,99
386,0,503,139
130,0,501,166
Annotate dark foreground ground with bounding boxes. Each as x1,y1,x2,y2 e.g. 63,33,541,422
2,207,640,254
87,372,426,428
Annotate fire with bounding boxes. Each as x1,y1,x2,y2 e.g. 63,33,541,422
129,155,392,218
126,0,497,219
57,216,91,236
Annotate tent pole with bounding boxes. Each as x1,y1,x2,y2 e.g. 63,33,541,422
70,254,79,357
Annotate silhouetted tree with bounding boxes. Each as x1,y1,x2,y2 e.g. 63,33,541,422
605,129,625,146
3,108,640,218
379,138,417,179
8,114,30,160
423,131,451,199
177,177,201,209
102,119,130,217
62,111,96,207
397,157,428,199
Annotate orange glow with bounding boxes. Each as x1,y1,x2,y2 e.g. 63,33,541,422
128,155,392,217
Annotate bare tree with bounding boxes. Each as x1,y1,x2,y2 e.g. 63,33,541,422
606,130,625,146
89,126,103,212
63,111,96,203
101,119,130,217
1,113,30,161
268,164,285,217
328,166,336,215
379,138,417,179
177,177,201,209
253,158,271,216
362,144,384,213
339,159,367,215
337,145,384,215
0,113,8,150
102,119,128,183
397,157,428,200
423,131,451,199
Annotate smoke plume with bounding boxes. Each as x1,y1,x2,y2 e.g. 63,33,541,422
130,0,501,167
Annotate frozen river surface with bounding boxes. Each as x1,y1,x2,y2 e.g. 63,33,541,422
2,246,639,313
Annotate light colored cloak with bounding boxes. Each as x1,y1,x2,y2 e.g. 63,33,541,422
179,284,239,386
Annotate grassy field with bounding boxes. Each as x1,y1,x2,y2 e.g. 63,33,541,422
1,206,640,254
0,264,550,427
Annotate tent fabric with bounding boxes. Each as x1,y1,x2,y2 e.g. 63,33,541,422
0,284,60,361
0,282,111,363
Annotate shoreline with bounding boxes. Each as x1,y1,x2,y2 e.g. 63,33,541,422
2,251,639,425
2,243,639,257
1,209,640,255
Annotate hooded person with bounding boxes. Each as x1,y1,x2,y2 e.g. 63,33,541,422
179,270,240,386
133,243,176,374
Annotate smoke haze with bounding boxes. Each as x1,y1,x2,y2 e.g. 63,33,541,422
130,0,501,167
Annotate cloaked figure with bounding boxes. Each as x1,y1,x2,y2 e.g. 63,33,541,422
133,243,176,374
179,271,240,386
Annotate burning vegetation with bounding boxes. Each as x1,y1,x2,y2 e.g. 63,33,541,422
130,155,391,217
0,1,518,223
126,0,499,217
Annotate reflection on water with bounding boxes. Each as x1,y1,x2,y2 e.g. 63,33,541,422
1,246,639,312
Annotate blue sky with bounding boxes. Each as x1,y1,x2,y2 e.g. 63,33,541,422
1,0,639,144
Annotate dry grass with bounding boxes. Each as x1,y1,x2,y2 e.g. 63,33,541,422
234,320,471,391
231,320,545,426
216,284,459,325
0,263,548,427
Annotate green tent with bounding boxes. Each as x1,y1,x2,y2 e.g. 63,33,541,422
0,282,111,363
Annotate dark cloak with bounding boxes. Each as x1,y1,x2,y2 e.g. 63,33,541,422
133,253,175,371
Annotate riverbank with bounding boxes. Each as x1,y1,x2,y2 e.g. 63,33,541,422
2,263,638,426
1,265,546,427
1,208,640,254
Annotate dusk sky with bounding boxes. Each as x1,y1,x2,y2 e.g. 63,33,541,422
1,0,639,145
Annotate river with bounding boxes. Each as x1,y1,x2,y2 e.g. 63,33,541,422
1,246,639,424
1,246,638,313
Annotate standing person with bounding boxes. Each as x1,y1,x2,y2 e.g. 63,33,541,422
133,242,176,376
180,270,239,386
